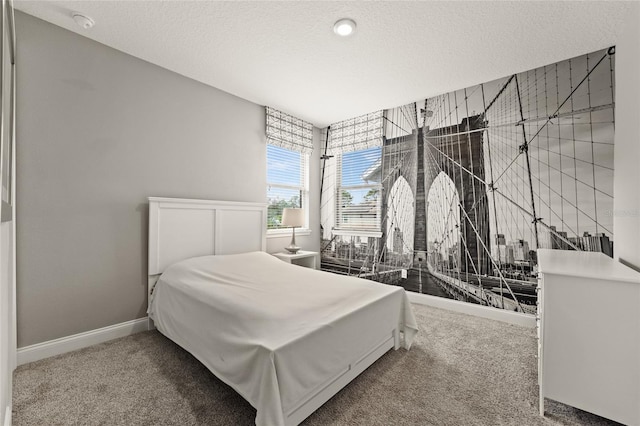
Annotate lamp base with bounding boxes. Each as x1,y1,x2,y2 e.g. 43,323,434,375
285,245,300,254
285,226,300,254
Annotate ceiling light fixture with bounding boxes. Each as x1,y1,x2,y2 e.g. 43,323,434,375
333,18,356,37
72,13,95,30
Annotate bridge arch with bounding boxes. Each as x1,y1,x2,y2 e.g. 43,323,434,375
426,171,460,270
379,132,418,264
385,175,414,257
422,115,490,274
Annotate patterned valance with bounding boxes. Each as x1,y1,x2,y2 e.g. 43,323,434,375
266,107,313,154
328,110,384,154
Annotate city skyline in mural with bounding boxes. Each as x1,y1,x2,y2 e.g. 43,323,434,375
319,47,616,314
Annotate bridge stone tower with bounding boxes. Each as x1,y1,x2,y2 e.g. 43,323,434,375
422,114,490,275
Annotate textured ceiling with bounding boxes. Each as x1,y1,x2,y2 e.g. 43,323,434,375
14,1,637,127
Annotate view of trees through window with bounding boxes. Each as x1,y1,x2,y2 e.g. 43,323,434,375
267,194,301,229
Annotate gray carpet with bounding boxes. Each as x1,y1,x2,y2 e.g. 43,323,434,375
13,304,619,425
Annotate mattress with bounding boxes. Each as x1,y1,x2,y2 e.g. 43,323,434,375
148,251,418,425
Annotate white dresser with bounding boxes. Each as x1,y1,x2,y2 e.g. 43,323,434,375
537,249,640,425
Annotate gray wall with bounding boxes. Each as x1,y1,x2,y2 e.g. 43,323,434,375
16,12,278,347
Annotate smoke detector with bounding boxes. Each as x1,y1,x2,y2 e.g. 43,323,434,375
72,13,95,29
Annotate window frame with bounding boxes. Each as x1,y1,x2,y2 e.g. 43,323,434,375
335,147,383,233
266,144,310,236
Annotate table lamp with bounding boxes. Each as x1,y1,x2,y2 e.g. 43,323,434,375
282,208,304,254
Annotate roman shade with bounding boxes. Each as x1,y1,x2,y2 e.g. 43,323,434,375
266,106,313,154
328,110,384,154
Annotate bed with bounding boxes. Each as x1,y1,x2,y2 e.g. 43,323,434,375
147,197,418,426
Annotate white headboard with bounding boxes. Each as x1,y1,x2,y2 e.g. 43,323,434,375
148,197,267,276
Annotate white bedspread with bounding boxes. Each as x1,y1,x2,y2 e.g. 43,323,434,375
148,251,418,425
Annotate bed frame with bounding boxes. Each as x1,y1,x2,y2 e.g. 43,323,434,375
147,197,267,318
147,197,398,426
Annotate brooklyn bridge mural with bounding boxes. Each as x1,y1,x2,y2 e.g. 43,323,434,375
319,47,615,314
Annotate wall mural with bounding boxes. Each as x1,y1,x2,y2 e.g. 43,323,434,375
320,47,615,314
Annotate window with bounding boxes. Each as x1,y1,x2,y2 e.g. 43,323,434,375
326,110,384,233
336,146,382,231
265,106,313,232
267,144,309,231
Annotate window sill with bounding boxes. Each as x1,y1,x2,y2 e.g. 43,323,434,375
332,229,382,238
267,229,312,239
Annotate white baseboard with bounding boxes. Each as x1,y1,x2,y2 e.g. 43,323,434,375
15,296,534,367
3,405,10,426
17,317,149,366
407,292,536,328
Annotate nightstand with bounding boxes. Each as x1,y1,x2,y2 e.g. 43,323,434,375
272,251,319,270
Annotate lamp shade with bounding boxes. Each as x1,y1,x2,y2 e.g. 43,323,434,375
282,208,304,227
